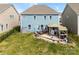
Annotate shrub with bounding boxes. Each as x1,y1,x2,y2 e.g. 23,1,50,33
0,26,20,42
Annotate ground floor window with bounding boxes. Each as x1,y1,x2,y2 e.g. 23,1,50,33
41,25,43,29
45,25,48,29
1,25,3,31
6,24,8,29
45,25,48,32
28,25,31,29
38,25,40,30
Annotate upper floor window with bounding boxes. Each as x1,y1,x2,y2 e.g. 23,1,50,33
10,15,15,19
50,16,52,20
28,25,31,29
44,16,46,20
34,16,36,20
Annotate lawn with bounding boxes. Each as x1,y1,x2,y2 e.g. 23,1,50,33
0,32,79,55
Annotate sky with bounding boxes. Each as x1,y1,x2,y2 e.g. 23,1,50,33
13,3,66,13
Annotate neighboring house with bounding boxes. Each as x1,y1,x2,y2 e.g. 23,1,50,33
0,4,19,33
20,5,60,33
61,3,79,35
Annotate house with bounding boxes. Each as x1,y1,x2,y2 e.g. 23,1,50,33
21,5,60,33
61,3,79,35
0,4,19,33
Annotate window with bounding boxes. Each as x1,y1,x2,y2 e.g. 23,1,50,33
41,25,43,27
6,24,8,29
45,25,48,30
1,25,3,31
28,25,31,29
50,16,52,20
38,26,40,30
41,25,43,30
10,15,15,19
34,16,36,20
44,16,46,20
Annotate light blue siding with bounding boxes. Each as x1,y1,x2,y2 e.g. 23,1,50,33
21,14,59,32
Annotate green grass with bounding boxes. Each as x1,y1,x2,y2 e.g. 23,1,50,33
0,32,79,55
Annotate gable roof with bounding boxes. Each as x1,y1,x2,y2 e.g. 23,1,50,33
0,4,19,15
0,4,11,13
21,5,59,15
68,3,79,15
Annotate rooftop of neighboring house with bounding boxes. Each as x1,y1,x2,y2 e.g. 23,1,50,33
0,4,12,13
65,3,79,15
0,4,18,15
21,5,59,15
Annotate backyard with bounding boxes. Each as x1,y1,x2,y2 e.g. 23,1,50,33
0,32,79,55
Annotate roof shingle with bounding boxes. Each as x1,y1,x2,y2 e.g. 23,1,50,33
68,3,79,15
0,4,11,13
21,5,59,14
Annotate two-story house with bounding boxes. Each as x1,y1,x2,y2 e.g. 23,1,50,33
61,3,79,36
20,5,60,34
0,4,19,33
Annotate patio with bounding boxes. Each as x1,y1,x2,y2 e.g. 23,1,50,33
35,33,68,44
34,24,68,44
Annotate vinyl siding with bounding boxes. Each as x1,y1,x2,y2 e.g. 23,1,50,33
21,14,59,32
62,5,78,34
0,6,19,33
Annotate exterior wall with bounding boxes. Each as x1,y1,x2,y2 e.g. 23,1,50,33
78,16,79,35
0,6,19,33
21,14,59,32
62,5,78,34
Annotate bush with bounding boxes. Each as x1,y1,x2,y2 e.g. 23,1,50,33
0,26,20,42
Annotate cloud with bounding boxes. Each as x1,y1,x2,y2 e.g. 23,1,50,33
55,7,62,12
17,9,23,13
